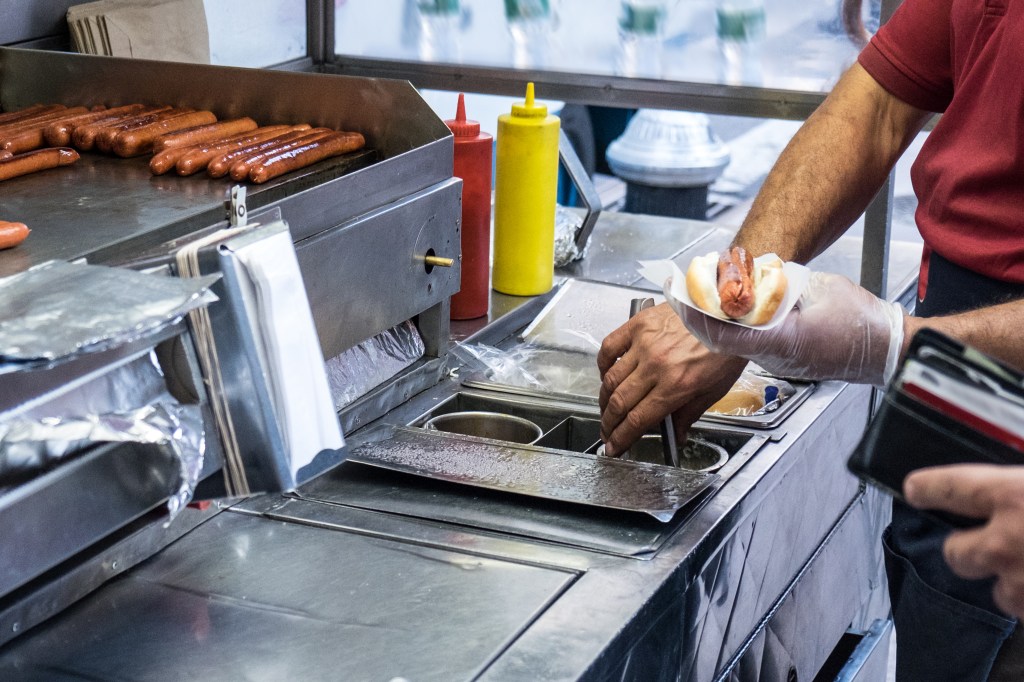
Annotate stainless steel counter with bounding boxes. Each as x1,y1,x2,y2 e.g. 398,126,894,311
0,212,910,680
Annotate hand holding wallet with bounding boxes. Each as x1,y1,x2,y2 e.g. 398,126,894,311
848,328,1024,528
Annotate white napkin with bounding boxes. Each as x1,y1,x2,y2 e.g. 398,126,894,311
638,255,811,330
234,230,344,478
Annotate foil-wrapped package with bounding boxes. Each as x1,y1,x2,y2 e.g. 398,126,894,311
0,402,205,518
553,205,588,267
0,260,217,365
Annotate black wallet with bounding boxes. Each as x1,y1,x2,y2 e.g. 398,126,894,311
847,328,1024,528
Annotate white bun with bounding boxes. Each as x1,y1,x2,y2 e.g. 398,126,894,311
685,252,788,325
685,252,726,319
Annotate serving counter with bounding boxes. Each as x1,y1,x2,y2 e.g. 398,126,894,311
0,196,917,679
0,39,921,679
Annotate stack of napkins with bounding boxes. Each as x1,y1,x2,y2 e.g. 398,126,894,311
67,0,210,64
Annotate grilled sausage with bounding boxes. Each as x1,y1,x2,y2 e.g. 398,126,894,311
0,107,85,141
0,106,90,154
151,124,290,175
43,104,146,147
112,110,217,157
0,104,67,127
94,107,182,153
0,151,12,161
717,246,756,319
73,106,171,150
151,117,258,153
228,129,335,181
206,129,323,178
173,125,305,176
248,131,366,184
0,147,79,182
0,221,30,249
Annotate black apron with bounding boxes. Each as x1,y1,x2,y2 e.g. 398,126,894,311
887,249,1024,682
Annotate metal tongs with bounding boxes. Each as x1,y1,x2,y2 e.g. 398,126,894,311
629,298,681,467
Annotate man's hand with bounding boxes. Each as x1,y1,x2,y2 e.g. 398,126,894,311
597,302,747,457
681,272,905,386
904,464,1024,618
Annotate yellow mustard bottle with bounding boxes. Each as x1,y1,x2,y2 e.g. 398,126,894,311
492,82,561,296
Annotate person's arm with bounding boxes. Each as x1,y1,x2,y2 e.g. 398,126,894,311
904,301,1024,372
904,464,1024,618
598,64,929,455
733,62,931,262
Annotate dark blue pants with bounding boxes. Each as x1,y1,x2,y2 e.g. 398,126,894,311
886,250,1024,681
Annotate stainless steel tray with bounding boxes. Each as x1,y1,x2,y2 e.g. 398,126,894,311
348,426,718,522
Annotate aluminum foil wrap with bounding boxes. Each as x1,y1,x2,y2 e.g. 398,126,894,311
0,401,205,518
553,205,588,267
0,260,217,365
325,320,426,409
14,352,171,422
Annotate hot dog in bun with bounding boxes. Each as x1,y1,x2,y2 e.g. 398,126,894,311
686,246,788,325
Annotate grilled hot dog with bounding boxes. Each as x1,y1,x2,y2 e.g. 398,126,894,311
170,125,302,176
112,110,217,157
0,221,30,249
151,117,258,153
0,106,90,154
717,246,755,319
248,131,366,184
685,248,788,326
0,147,79,182
43,104,146,147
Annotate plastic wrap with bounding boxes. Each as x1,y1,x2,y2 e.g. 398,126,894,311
0,401,205,518
454,341,603,398
325,321,426,410
706,371,796,417
0,260,217,365
553,205,588,267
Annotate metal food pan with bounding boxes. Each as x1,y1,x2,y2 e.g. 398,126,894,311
461,365,815,430
407,388,767,472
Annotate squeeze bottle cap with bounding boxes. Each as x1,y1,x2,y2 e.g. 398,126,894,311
445,93,481,137
511,82,548,118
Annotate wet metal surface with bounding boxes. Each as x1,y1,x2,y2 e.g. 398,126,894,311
0,512,577,682
348,426,718,522
296,461,684,558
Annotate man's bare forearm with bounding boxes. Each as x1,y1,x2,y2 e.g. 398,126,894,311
733,63,930,263
904,299,1024,371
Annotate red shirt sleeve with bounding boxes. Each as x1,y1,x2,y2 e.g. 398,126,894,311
857,0,955,112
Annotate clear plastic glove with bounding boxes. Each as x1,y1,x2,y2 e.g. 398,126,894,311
679,272,906,387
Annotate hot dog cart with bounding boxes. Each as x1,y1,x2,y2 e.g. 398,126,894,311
0,42,917,680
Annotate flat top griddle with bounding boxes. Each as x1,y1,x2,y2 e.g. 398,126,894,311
0,148,376,277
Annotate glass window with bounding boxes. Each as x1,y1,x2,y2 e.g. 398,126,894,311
333,0,867,92
206,0,307,67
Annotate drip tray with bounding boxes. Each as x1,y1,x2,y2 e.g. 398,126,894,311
298,390,769,558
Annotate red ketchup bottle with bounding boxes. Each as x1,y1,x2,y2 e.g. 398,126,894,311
446,93,493,320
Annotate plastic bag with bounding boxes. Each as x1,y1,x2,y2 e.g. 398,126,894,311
454,341,602,399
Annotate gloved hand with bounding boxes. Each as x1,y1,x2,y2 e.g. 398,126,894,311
679,271,906,386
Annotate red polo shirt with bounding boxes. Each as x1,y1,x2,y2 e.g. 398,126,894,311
858,0,1024,283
